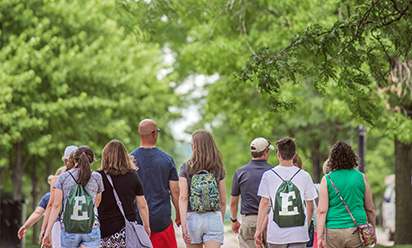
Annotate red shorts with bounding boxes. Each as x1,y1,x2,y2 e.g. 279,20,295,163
150,221,177,248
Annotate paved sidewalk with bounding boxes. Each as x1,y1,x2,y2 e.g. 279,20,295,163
376,227,394,246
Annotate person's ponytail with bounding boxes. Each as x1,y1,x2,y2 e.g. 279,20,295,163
74,146,93,187
65,152,76,171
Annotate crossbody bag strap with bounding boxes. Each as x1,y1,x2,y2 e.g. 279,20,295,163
326,174,358,226
104,172,128,222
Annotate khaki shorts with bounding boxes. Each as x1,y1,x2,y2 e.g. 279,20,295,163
326,227,362,248
239,214,267,248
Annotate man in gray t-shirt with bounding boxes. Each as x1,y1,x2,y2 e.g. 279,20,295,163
230,137,274,248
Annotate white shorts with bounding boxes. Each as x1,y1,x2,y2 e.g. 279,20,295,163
52,220,61,248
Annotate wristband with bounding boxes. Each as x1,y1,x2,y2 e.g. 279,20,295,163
230,217,237,223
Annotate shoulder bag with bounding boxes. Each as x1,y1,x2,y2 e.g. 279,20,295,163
327,174,376,246
105,172,152,248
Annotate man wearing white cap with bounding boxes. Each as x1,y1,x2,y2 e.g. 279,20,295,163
230,137,274,248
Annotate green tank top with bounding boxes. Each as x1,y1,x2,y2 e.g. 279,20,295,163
326,169,367,229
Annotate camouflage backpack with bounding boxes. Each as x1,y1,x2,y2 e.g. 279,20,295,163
190,170,220,212
271,169,306,228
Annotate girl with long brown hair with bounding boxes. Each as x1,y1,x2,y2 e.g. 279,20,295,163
43,146,104,248
97,140,150,247
179,130,226,248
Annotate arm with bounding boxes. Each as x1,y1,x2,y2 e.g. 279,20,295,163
230,195,241,233
255,197,269,248
39,176,57,244
95,192,102,208
316,176,329,248
18,206,46,239
169,180,181,227
218,179,226,222
363,174,376,228
136,195,151,237
305,200,314,229
179,177,191,244
42,188,63,248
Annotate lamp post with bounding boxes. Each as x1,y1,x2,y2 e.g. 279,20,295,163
357,126,366,173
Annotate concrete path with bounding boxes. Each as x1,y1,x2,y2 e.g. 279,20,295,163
376,227,394,247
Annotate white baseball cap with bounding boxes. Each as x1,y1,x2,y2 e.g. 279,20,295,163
250,138,274,152
63,145,78,160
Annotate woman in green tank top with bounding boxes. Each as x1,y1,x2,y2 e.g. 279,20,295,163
316,141,376,248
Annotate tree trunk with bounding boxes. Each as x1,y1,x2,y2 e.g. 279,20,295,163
394,139,412,244
11,142,24,201
10,142,31,201
30,160,39,245
312,157,321,183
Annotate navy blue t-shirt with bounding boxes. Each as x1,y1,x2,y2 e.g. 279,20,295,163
38,192,50,209
231,159,273,215
130,147,178,233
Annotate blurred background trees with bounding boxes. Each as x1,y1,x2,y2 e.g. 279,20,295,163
1,0,410,246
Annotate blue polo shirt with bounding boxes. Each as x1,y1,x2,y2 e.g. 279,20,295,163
130,147,178,233
231,159,273,215
38,192,50,209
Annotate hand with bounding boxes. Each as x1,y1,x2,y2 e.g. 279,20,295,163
318,236,326,248
18,225,27,239
42,231,52,248
144,225,151,237
175,216,181,227
231,221,240,234
254,230,262,248
182,225,192,244
38,230,45,245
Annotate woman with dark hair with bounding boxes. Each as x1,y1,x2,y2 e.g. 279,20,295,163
179,130,226,248
316,141,376,248
43,146,104,248
97,140,150,247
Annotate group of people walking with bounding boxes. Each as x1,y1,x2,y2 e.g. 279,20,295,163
230,138,376,248
17,118,376,248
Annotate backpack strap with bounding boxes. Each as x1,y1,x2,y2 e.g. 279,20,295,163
271,169,285,181
271,168,301,181
290,169,301,181
68,171,79,184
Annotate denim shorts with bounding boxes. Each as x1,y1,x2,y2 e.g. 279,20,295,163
61,226,101,248
187,211,224,244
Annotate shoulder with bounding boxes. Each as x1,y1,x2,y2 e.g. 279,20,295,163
298,169,312,178
91,171,103,183
179,163,188,176
125,171,139,179
235,163,248,174
130,147,141,155
57,171,71,182
43,192,51,200
91,171,102,179
262,168,275,178
155,148,174,161
180,162,187,170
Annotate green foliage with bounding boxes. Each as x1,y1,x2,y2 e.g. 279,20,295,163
237,0,412,129
0,0,180,200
